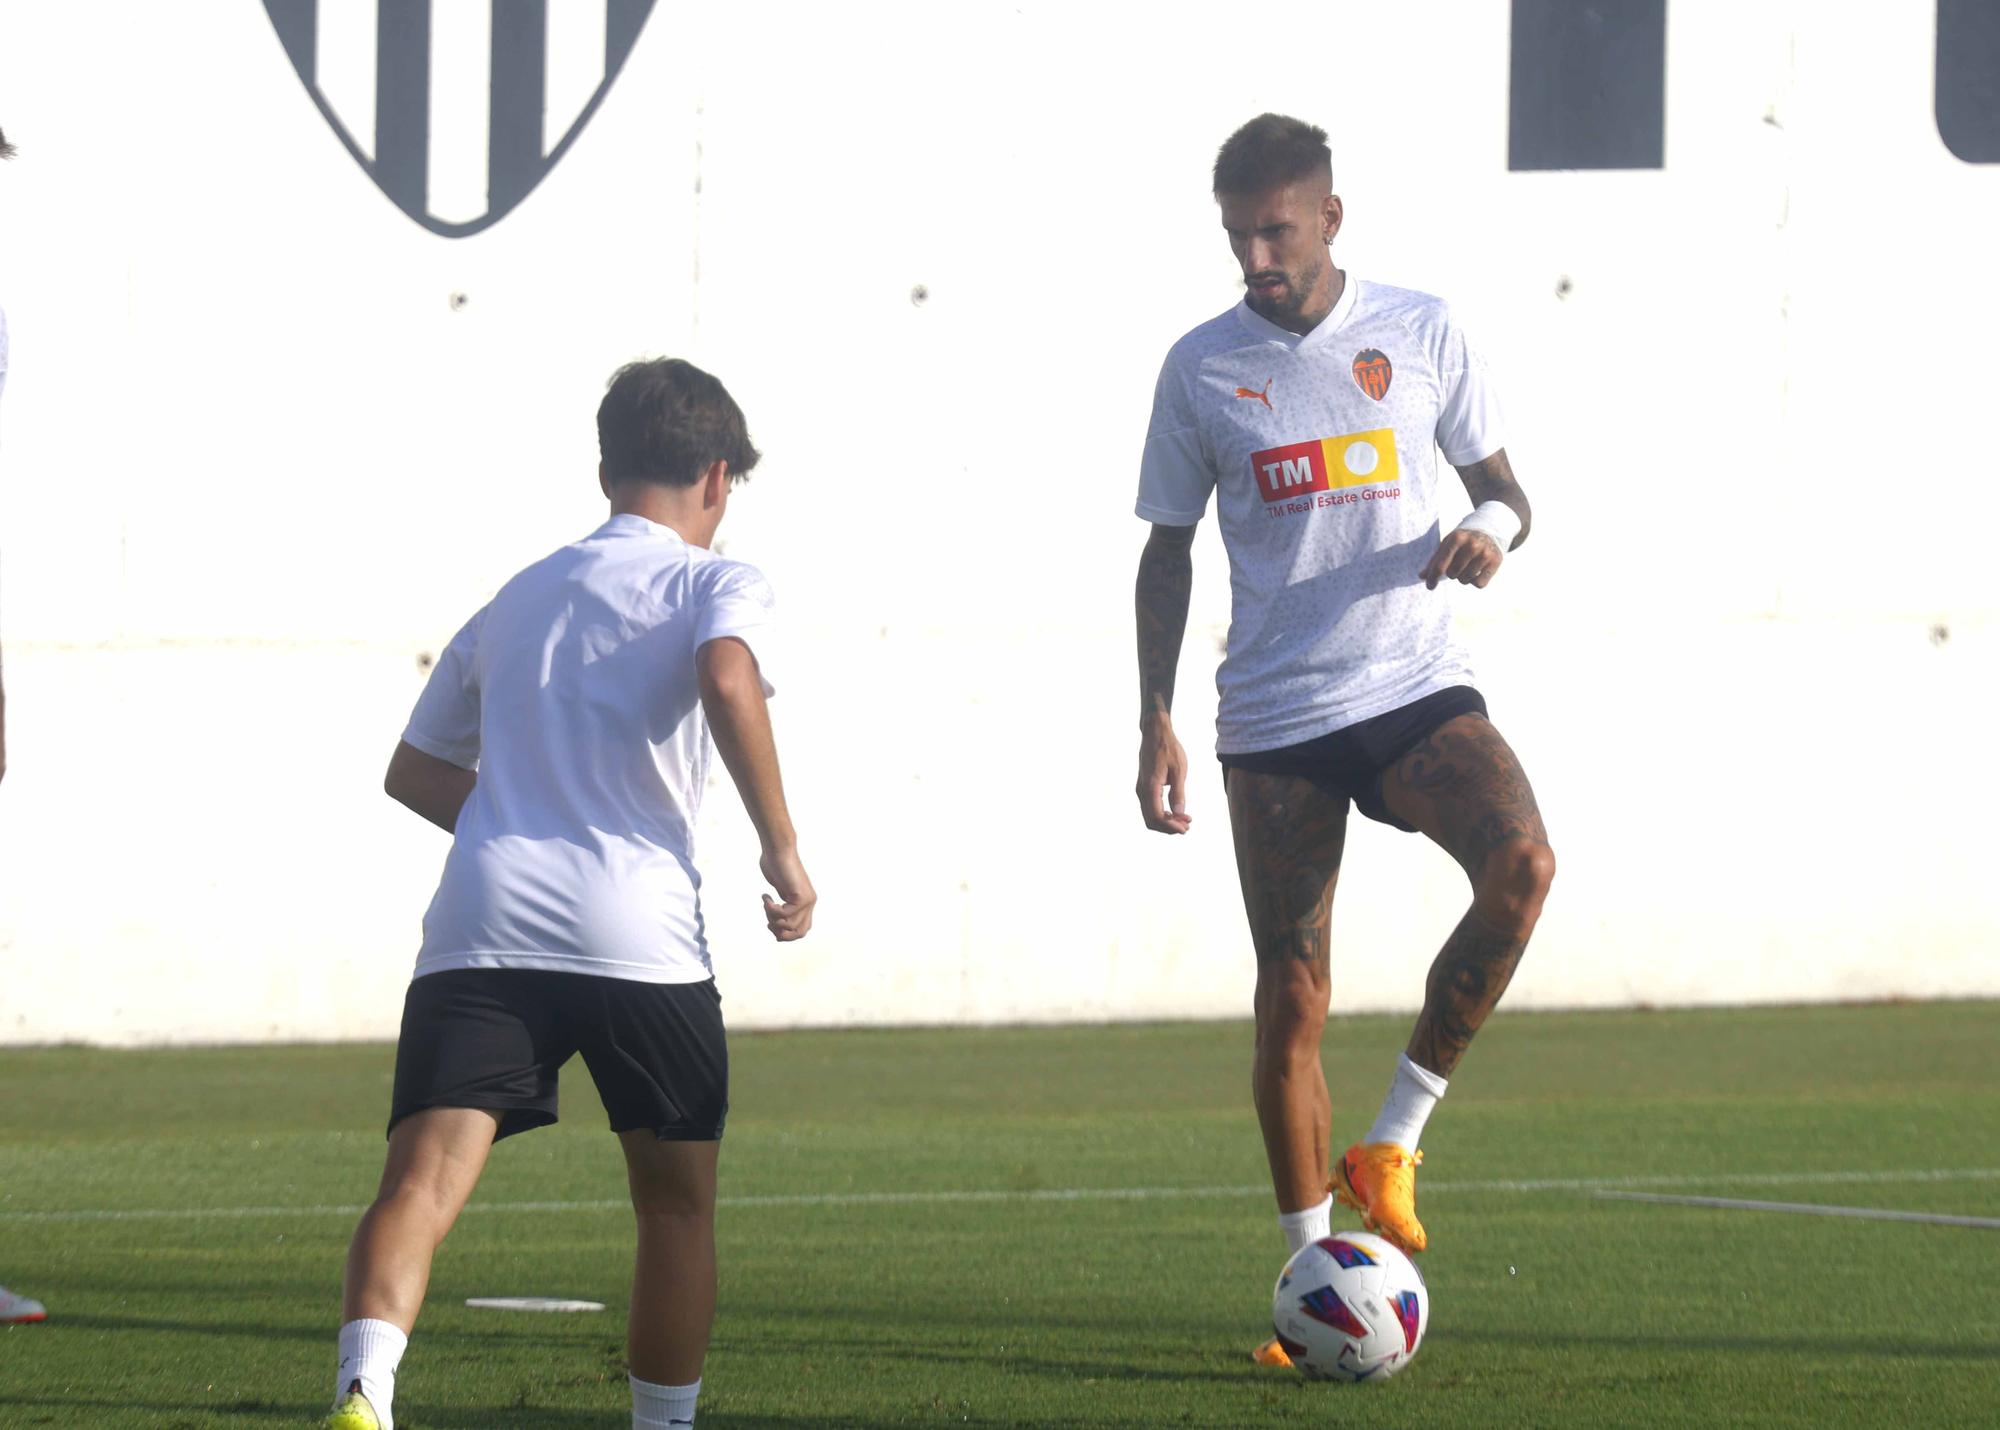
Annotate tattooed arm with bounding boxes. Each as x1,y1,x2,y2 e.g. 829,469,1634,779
1421,448,1532,590
1135,522,1198,834
1457,448,1531,549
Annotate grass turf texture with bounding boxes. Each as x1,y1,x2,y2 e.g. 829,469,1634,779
2,1003,1997,1428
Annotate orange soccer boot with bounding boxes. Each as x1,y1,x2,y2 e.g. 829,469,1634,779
1333,1142,1427,1254
1250,1335,1296,1368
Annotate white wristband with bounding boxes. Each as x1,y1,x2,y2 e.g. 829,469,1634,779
1455,500,1521,552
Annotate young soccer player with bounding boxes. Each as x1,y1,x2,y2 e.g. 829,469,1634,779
1131,115,1555,1365
324,358,814,1430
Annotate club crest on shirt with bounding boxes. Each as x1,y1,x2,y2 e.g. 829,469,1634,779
1352,349,1393,401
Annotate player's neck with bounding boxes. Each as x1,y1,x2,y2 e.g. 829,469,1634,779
1282,266,1345,336
609,487,718,549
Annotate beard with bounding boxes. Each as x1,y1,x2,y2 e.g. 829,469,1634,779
1245,249,1325,325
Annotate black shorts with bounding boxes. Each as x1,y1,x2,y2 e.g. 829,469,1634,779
388,968,728,1143
1218,686,1488,831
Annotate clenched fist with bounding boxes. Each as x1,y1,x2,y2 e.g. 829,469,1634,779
1421,529,1504,590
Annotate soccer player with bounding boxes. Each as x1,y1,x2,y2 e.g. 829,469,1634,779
0,121,45,1332
323,359,814,1430
1131,115,1555,1364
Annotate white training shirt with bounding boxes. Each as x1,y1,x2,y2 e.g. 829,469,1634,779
1136,278,1504,754
402,514,776,984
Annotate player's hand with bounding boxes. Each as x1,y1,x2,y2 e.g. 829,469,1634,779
760,846,816,941
1136,715,1193,835
1421,529,1504,590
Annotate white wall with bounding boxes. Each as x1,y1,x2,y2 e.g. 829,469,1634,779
1,1,1994,1045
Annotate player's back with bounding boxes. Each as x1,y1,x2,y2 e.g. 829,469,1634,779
475,520,711,849
408,513,775,985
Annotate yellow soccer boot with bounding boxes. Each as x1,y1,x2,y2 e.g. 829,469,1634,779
321,1381,381,1430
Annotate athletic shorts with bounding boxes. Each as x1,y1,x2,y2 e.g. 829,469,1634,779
1218,686,1488,831
388,968,728,1143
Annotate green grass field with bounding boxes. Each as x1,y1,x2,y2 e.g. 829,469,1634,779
2,1002,1997,1428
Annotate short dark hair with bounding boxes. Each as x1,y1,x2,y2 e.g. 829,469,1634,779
1212,113,1331,196
0,127,16,161
596,358,760,489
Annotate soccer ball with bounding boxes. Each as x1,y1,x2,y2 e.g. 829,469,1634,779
1270,1230,1428,1382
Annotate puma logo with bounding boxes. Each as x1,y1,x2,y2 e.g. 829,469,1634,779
1234,379,1273,409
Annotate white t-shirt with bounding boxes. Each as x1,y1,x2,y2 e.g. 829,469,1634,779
1136,278,1504,754
402,514,776,984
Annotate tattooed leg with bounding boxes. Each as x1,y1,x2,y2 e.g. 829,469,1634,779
1227,767,1349,1212
1381,714,1556,1078
1405,906,1528,1076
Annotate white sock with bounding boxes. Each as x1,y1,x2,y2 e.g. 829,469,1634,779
335,1318,407,1430
632,1373,701,1428
1366,1053,1449,1150
1276,1193,1333,1255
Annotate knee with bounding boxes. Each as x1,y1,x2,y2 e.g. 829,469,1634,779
632,1189,713,1225
371,1173,462,1227
1254,968,1330,1051
1474,838,1556,934
630,1169,716,1223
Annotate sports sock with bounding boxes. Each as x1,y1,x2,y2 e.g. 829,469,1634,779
1365,1053,1449,1151
1276,1193,1332,1255
631,1373,701,1428
335,1317,407,1430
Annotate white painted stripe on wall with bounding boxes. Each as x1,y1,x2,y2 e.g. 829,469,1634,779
4,1166,1995,1225
314,0,378,161
427,0,493,223
544,0,608,156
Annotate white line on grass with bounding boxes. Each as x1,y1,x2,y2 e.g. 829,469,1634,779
1594,1189,2000,1230
3,1166,1997,1225
1433,1165,2000,1195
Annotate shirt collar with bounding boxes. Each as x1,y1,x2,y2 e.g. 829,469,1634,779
598,512,685,541
1233,273,1361,350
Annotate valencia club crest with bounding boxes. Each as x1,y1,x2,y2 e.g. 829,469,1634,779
1352,349,1393,401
